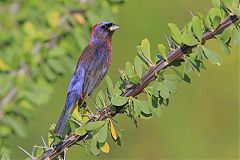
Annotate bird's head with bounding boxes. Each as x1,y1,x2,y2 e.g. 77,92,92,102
90,22,119,43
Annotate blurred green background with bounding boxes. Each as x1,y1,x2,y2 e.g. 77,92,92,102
8,0,239,159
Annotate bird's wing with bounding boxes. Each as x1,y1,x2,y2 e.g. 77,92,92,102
80,46,110,96
68,64,85,95
82,56,108,96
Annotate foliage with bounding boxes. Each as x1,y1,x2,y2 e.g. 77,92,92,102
0,0,122,156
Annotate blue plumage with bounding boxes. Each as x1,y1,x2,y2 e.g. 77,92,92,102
54,22,119,136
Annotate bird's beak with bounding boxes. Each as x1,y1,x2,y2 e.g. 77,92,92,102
109,24,120,32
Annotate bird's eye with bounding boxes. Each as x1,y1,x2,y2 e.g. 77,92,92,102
101,25,108,30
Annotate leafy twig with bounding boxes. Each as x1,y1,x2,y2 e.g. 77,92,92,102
39,14,239,160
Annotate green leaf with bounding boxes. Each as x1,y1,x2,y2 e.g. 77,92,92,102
90,136,100,156
114,121,123,138
125,61,134,77
184,58,193,74
134,56,143,77
233,28,240,45
85,121,107,131
164,74,181,82
183,74,191,83
168,23,182,44
212,16,221,29
149,95,161,117
133,99,147,115
96,90,105,109
141,104,151,115
189,59,201,76
233,5,240,17
113,81,123,96
96,124,108,143
140,38,151,61
202,46,223,66
218,39,230,55
129,74,141,84
221,0,234,11
172,68,191,83
159,83,170,99
111,95,129,106
48,124,55,146
212,0,221,8
181,31,199,46
206,8,222,29
192,16,203,41
75,127,87,136
105,76,114,95
157,44,167,60
163,79,177,93
152,81,160,97
217,26,233,43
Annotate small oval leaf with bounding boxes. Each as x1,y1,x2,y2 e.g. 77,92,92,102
111,96,129,106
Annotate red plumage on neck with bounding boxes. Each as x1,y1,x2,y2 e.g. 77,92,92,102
91,24,98,37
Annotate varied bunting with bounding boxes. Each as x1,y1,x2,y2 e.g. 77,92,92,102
54,22,119,136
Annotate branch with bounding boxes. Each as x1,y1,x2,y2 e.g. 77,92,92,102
39,14,239,160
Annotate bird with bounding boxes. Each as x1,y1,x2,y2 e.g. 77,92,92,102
54,22,119,136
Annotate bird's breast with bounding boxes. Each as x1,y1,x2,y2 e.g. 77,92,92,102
95,44,112,65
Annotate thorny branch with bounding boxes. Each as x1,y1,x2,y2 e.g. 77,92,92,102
39,14,239,160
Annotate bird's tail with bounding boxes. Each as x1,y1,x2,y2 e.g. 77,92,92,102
54,92,80,136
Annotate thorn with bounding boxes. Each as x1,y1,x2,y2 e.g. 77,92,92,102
164,32,180,48
163,32,180,50
188,10,194,17
18,146,35,160
33,145,48,149
63,149,67,160
41,136,48,149
137,52,153,67
163,32,174,50
31,146,36,160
